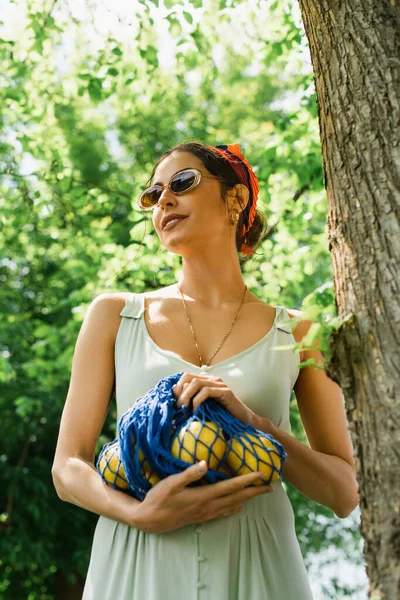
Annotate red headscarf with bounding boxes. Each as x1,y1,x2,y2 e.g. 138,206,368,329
210,143,259,255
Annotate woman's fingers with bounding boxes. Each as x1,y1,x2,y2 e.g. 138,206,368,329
191,472,274,523
170,460,208,490
213,479,274,510
203,471,273,499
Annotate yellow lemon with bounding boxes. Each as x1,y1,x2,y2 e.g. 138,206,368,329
140,457,161,487
144,471,161,487
226,433,282,485
99,443,130,490
171,420,227,470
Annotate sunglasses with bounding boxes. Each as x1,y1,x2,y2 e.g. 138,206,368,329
137,168,220,211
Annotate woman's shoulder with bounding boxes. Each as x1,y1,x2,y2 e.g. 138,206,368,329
92,291,130,309
87,292,133,342
285,307,313,338
284,307,317,363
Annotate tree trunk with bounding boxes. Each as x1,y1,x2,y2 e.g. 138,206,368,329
297,1,400,598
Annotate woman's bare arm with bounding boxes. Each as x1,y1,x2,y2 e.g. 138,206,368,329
51,293,144,525
256,312,359,519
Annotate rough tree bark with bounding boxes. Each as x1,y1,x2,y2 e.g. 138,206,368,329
297,2,400,599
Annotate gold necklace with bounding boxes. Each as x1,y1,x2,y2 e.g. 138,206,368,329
176,283,248,367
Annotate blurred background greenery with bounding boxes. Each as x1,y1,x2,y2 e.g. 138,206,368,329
0,0,367,598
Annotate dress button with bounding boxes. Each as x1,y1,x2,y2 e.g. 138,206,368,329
197,555,205,562
194,525,202,534
196,583,206,589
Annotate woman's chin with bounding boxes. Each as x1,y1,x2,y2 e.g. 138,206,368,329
162,237,202,256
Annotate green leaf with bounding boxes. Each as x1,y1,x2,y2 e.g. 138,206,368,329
140,45,159,67
87,78,103,102
298,357,318,369
29,39,43,53
164,0,182,7
44,15,55,28
167,17,182,37
301,322,323,347
183,11,193,24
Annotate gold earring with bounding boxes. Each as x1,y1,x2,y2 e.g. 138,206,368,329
230,209,239,226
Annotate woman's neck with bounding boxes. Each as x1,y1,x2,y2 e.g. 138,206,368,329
178,255,246,308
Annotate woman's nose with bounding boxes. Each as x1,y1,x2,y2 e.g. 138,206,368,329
157,187,177,208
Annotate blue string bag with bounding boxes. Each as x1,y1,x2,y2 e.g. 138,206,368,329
97,372,286,501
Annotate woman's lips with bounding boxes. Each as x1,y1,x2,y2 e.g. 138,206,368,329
163,216,188,230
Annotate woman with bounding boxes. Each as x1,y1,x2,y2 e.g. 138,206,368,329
52,142,359,600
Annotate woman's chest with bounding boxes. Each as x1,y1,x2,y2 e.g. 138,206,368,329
143,300,277,367
115,323,298,431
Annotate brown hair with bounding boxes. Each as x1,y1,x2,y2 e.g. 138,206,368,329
145,141,267,259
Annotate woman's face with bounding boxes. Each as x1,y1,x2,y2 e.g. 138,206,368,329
151,151,235,255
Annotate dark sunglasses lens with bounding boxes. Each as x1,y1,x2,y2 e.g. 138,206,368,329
170,170,196,194
140,187,161,209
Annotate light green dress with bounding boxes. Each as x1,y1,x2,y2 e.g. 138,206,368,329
82,293,314,600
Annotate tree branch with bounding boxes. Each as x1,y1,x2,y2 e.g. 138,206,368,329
260,179,313,243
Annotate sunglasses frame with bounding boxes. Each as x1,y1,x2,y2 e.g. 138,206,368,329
137,168,220,211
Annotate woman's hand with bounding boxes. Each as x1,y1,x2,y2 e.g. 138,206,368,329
133,461,274,534
172,372,259,427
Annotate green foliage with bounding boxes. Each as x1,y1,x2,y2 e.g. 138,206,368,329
0,0,363,598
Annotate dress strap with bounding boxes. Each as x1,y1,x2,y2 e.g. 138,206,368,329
119,292,144,319
275,306,295,335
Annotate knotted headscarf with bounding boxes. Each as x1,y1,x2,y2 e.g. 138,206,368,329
211,143,259,255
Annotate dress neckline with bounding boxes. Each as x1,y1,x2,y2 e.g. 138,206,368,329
138,293,283,371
